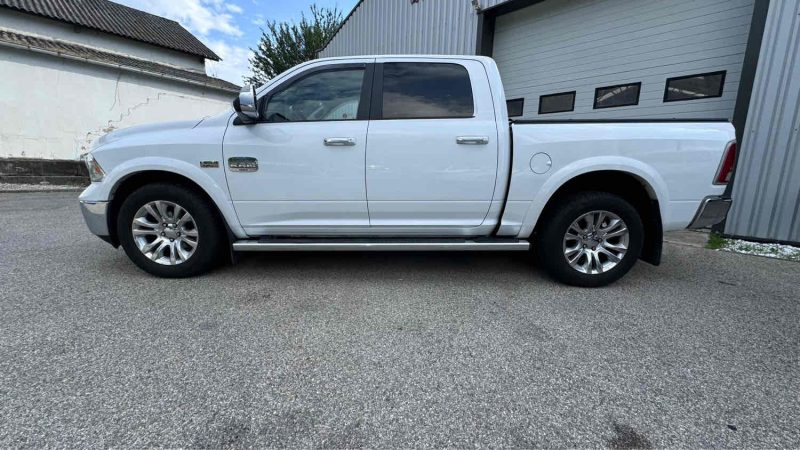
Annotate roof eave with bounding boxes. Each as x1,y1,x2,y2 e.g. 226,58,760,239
0,38,237,94
0,4,220,61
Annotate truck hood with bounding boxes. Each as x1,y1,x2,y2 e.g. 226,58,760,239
93,118,205,149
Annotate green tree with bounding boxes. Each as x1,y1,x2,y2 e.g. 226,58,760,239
246,5,343,85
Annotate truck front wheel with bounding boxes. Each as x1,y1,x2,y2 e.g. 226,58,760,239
535,191,644,287
117,183,224,278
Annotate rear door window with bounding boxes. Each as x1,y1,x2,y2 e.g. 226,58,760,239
381,63,474,119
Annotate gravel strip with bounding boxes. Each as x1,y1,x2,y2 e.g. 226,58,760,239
0,183,85,192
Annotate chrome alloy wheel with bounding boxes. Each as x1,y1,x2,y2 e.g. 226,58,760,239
131,200,198,265
562,210,629,275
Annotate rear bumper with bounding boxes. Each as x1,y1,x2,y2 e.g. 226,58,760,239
687,196,731,229
80,200,110,237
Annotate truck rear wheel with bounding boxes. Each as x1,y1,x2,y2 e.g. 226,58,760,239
535,191,643,287
117,183,223,278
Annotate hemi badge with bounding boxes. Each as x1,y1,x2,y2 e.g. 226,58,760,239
200,161,219,168
228,157,259,172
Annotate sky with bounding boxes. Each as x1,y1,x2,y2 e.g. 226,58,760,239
114,0,359,84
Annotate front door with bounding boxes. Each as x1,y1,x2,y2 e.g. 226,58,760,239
365,59,500,230
223,63,372,235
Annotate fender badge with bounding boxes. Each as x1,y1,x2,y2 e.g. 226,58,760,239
200,161,220,168
228,157,258,172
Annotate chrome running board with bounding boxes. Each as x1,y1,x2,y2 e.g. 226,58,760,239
232,237,530,252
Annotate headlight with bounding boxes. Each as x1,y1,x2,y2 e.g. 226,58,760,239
83,153,106,182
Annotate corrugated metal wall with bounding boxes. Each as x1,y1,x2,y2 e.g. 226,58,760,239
725,0,800,243
320,0,480,58
491,0,754,120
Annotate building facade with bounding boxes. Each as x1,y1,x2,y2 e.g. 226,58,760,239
321,0,798,244
0,0,239,160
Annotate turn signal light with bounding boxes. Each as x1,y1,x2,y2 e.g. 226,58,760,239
83,153,106,182
714,141,736,185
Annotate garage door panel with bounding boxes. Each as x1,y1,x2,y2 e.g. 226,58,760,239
492,0,754,120
497,22,751,75
494,0,752,54
502,53,747,96
500,42,748,86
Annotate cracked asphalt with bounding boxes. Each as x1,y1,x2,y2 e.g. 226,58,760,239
1,192,798,448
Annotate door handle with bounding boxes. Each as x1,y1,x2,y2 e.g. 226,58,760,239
456,136,489,145
324,137,356,146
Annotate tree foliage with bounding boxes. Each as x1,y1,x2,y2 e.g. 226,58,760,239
246,5,343,85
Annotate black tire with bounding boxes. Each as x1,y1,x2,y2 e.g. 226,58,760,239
535,191,644,287
117,183,224,278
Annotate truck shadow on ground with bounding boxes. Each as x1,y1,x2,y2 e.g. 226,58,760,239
229,250,544,280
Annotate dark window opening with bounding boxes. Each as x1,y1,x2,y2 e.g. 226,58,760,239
664,71,726,102
507,98,524,117
594,82,641,109
538,91,575,114
381,62,474,119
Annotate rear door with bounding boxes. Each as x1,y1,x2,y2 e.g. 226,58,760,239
365,58,500,230
223,61,373,235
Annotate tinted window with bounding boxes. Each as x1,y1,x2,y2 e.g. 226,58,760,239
381,63,474,119
265,68,364,122
594,82,641,109
538,91,575,114
664,71,726,102
507,98,525,117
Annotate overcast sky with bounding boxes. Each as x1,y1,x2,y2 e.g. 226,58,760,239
114,0,359,84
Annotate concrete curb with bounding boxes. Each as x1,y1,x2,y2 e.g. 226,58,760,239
0,188,84,193
0,157,89,187
663,230,710,248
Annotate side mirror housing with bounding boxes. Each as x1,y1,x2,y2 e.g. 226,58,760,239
233,85,260,123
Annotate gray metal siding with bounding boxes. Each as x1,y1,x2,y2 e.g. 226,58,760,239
320,0,479,58
725,0,800,243
492,0,755,120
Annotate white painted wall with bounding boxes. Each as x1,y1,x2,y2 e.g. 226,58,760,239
0,46,234,160
0,9,206,71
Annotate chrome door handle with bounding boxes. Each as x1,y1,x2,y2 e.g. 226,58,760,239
324,137,356,146
456,136,489,145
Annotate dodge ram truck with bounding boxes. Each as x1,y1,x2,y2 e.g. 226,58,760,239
79,55,735,287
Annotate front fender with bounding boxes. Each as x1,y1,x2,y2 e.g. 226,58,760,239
517,156,669,238
80,157,247,239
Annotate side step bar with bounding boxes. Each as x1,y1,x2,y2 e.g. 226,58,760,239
232,237,530,252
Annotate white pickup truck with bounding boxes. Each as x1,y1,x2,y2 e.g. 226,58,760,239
79,55,735,287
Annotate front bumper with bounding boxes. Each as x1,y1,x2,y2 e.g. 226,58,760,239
687,196,731,229
79,200,110,236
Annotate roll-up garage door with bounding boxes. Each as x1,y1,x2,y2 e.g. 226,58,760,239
491,0,755,120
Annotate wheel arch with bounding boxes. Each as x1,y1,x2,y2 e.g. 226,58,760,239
105,170,236,249
531,169,664,266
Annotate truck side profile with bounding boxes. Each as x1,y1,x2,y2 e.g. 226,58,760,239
79,55,735,286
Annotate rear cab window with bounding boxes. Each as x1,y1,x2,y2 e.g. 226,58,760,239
379,62,474,119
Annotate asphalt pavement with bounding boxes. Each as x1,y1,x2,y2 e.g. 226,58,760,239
1,191,798,448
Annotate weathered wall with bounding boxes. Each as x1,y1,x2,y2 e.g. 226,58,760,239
0,46,233,160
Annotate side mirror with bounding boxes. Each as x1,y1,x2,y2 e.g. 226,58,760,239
233,85,260,122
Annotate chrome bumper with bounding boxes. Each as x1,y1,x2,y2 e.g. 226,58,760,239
79,200,110,236
687,196,731,229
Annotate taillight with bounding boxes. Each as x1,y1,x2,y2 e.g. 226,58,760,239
714,141,737,185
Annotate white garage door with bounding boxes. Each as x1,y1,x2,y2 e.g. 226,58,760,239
492,0,755,120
